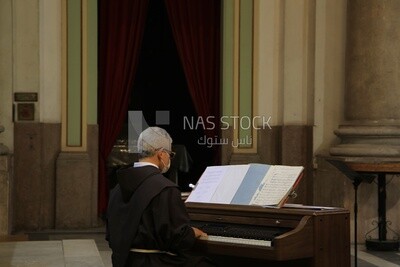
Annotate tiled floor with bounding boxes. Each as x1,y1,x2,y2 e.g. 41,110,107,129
26,228,112,267
353,248,400,267
1,228,399,266
0,239,105,267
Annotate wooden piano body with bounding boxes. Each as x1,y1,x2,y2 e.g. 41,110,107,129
186,202,350,267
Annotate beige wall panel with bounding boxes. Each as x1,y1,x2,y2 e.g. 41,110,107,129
40,0,62,123
0,0,14,151
313,0,346,155
253,0,283,126
283,0,315,125
13,0,39,93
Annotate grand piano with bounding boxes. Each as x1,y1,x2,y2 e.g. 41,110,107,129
186,202,350,267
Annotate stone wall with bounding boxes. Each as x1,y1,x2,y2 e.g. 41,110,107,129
12,123,99,231
0,155,11,235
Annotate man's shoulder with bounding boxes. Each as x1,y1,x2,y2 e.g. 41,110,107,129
149,173,178,188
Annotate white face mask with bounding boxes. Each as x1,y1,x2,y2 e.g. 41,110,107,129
160,157,170,174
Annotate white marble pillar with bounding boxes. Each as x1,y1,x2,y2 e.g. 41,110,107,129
328,0,400,246
331,0,400,159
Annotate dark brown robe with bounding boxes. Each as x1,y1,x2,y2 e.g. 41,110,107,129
106,165,214,267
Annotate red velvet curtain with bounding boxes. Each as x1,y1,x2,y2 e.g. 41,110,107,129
98,0,149,215
164,0,221,141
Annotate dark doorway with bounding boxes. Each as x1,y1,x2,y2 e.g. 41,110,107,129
127,0,213,191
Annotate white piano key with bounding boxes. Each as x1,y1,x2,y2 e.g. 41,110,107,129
199,235,272,247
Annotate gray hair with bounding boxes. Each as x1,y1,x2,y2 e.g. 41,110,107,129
137,127,172,159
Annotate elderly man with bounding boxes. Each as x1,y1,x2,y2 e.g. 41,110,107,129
106,127,213,267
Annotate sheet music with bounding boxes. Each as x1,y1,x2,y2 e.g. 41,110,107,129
186,164,304,207
185,166,227,203
231,164,270,204
210,165,249,203
250,166,303,206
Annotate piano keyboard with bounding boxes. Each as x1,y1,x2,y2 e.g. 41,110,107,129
200,235,272,247
190,221,291,248
186,202,351,266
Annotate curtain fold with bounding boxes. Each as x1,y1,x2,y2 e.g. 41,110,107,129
164,0,221,164
163,0,221,141
98,0,149,215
